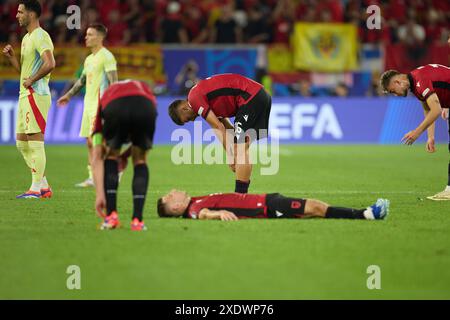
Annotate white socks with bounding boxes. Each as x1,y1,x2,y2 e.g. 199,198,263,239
29,176,49,192
30,182,41,193
363,207,375,220
41,176,49,189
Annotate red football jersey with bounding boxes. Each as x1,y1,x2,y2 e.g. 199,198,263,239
186,193,268,219
187,74,263,119
100,80,157,109
408,64,450,108
93,80,156,134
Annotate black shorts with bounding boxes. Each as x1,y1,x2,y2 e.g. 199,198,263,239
102,95,157,150
234,88,272,143
266,193,307,219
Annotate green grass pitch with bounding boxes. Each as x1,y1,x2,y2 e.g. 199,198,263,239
0,144,449,299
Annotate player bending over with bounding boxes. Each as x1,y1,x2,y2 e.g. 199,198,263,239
380,64,450,200
91,80,157,231
168,73,271,194
3,0,55,199
157,190,389,221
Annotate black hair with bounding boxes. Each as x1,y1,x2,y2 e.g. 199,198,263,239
20,0,42,18
168,100,185,126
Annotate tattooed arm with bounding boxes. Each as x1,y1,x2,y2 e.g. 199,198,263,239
57,74,87,107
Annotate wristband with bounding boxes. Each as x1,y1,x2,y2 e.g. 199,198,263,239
92,133,103,146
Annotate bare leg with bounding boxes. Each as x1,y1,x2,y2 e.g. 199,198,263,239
305,199,367,219
303,199,329,218
27,132,44,142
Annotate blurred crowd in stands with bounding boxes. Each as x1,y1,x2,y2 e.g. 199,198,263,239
0,0,448,97
1,0,449,46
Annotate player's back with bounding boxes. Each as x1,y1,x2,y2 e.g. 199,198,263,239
197,74,262,92
100,80,156,109
188,74,263,117
409,64,450,107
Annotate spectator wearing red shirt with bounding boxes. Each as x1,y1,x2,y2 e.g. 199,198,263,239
294,0,311,21
96,0,121,25
431,0,450,13
385,0,407,25
315,0,344,22
183,4,209,43
271,0,295,44
106,9,129,45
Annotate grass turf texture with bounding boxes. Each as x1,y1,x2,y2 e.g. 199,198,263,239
0,144,449,299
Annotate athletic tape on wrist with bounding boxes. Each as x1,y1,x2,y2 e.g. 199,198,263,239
92,133,103,146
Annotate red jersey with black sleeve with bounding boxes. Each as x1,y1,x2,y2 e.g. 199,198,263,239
184,193,268,219
408,64,450,108
93,80,157,134
187,74,263,119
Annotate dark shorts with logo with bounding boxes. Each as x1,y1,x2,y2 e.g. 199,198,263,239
266,193,307,218
234,88,272,143
102,95,157,151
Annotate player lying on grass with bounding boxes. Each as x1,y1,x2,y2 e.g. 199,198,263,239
91,80,157,231
380,64,450,200
157,190,390,221
168,73,271,194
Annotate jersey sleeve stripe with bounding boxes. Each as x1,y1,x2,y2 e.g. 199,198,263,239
206,88,251,101
433,81,450,90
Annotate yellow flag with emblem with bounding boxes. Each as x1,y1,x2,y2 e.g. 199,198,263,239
291,23,358,72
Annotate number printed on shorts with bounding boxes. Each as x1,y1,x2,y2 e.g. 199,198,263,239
235,122,243,134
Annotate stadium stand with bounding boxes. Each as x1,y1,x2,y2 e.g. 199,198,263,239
0,0,449,97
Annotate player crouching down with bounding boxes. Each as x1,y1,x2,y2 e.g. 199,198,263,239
91,80,157,231
157,190,390,221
